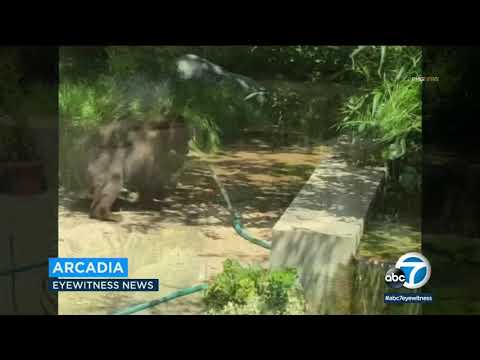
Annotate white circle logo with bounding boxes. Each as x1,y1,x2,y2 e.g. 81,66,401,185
395,252,431,289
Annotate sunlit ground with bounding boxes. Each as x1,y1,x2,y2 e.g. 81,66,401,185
58,138,331,314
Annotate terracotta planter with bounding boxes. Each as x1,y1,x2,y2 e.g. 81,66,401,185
0,161,45,196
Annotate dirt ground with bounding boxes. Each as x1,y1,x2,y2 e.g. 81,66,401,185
59,139,332,315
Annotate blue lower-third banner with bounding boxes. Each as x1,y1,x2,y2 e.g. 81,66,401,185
48,279,159,292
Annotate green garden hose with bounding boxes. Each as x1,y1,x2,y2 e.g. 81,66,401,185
207,164,272,250
113,163,272,315
232,214,271,250
112,283,209,315
1,160,271,316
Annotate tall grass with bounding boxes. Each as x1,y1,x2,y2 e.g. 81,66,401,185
338,46,422,196
59,75,173,130
339,79,421,157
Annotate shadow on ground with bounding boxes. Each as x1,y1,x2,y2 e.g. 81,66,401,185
61,138,332,236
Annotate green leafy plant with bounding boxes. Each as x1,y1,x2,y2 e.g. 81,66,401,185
204,259,306,315
262,267,299,312
339,79,421,159
337,46,422,194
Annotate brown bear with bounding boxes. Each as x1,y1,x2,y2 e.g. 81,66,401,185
85,114,190,222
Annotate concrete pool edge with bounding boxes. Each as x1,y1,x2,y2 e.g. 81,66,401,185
270,152,386,314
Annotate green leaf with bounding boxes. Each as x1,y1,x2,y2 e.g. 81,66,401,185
378,46,386,77
350,45,367,69
372,92,382,117
395,66,405,81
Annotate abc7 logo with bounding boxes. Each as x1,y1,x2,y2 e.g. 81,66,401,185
385,252,431,289
385,268,406,289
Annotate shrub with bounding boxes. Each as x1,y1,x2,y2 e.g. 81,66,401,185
204,259,306,315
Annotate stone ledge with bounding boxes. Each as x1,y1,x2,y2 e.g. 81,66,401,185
270,152,385,314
